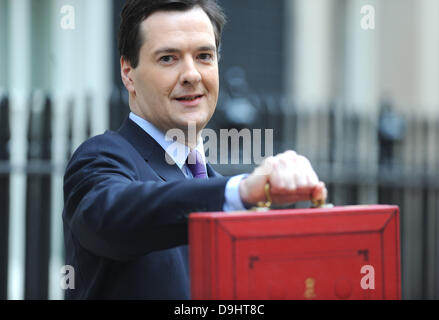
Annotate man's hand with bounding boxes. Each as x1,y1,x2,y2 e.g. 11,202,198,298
239,151,327,207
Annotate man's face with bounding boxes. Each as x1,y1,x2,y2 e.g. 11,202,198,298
122,7,219,136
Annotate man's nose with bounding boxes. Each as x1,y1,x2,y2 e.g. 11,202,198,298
179,57,202,86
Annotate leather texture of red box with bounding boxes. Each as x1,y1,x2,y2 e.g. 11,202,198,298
189,205,401,300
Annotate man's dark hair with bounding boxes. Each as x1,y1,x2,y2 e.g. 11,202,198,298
118,0,227,68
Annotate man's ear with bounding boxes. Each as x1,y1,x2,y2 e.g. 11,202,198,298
121,57,136,94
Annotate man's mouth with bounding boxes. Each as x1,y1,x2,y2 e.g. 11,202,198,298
176,95,203,102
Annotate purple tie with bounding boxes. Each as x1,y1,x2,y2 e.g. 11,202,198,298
187,150,208,179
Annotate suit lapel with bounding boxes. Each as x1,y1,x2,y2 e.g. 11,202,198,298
206,163,222,178
118,118,186,182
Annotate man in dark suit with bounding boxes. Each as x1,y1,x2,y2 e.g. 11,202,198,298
63,0,327,299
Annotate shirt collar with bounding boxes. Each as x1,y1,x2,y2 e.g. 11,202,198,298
129,112,205,170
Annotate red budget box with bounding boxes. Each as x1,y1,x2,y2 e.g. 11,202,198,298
189,205,401,300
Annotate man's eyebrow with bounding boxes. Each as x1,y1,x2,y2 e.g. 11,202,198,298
197,45,216,52
153,45,216,56
154,48,180,56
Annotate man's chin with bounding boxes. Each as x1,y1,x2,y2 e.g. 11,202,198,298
176,117,210,131
165,120,206,147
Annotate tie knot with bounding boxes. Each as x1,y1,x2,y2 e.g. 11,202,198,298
187,150,208,179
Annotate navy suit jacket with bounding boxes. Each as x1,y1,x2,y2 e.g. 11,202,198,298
62,118,230,299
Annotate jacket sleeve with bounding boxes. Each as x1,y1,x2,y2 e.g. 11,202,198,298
63,136,229,261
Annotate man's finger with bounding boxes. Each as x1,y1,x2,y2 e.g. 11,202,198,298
311,182,327,202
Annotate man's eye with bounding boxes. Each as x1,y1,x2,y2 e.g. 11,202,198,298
198,53,214,62
159,56,175,63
